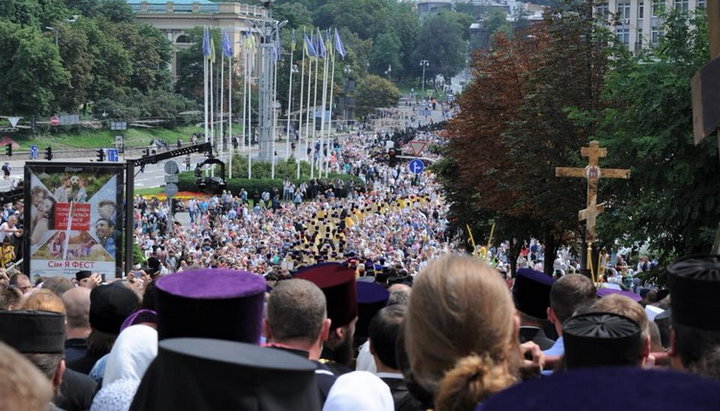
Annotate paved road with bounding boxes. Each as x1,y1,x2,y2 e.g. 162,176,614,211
0,103,450,193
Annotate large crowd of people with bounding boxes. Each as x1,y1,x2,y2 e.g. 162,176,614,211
133,126,453,283
2,103,720,410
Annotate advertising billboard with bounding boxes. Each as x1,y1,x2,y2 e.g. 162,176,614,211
24,162,125,281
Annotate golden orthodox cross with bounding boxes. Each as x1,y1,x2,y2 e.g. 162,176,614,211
556,141,630,277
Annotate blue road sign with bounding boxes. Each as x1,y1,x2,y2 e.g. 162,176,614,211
408,159,424,174
107,149,119,162
30,145,38,159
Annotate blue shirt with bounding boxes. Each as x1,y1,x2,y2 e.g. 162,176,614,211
542,336,564,376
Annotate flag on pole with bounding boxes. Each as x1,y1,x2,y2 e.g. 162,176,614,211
291,29,297,52
316,28,326,59
245,32,256,49
334,28,346,59
274,30,282,62
209,38,216,62
325,29,333,58
202,26,211,58
222,30,233,57
303,32,317,57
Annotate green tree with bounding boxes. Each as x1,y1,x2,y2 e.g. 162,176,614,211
0,22,69,115
274,2,313,28
412,11,466,82
66,0,134,22
316,0,392,40
106,22,173,93
81,18,133,102
55,21,94,111
370,32,402,76
591,10,715,260
386,2,420,78
353,74,401,118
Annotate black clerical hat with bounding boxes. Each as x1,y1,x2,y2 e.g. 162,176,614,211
355,281,390,338
130,338,320,410
563,312,642,369
513,268,554,319
0,310,65,353
667,255,720,330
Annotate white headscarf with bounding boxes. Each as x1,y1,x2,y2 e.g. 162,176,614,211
103,324,158,385
322,371,394,411
91,325,158,411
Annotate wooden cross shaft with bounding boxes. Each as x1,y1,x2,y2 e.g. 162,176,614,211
555,141,630,243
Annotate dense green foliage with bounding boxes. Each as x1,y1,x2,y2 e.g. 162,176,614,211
0,0,181,118
0,0,474,122
177,163,362,197
439,3,715,273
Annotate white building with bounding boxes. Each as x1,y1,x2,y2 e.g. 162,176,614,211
597,0,705,52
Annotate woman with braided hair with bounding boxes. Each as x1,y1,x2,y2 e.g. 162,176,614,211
404,254,544,410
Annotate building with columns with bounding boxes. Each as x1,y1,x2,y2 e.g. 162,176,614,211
125,0,268,81
597,0,705,52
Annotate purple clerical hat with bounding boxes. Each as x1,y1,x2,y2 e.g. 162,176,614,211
155,269,266,343
596,287,642,302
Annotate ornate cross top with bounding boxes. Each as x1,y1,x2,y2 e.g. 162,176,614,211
555,141,630,244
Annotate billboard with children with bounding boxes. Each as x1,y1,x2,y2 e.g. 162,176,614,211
23,163,125,281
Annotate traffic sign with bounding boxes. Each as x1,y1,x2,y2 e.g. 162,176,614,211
164,160,179,175
107,149,119,162
30,145,38,159
408,159,425,174
50,116,60,126
164,175,179,184
164,183,179,198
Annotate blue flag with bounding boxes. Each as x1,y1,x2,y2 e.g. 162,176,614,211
316,28,326,59
304,32,317,57
334,28,346,59
221,30,233,58
202,26,211,58
275,30,282,62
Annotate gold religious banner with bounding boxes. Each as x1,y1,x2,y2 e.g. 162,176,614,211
556,141,630,279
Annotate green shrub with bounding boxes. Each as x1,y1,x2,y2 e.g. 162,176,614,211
177,161,362,197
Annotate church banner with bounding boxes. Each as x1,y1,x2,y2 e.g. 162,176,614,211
23,162,125,281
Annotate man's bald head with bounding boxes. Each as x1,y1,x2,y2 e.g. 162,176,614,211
388,283,411,294
62,287,91,329
387,284,411,307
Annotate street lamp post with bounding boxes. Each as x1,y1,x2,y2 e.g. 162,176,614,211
420,59,429,97
384,64,392,79
343,66,351,123
46,26,59,46
46,17,77,49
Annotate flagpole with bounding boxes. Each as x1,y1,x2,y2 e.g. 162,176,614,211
210,45,215,178
286,40,295,160
242,37,248,168
228,51,233,179
248,41,253,180
297,32,306,180
319,33,329,180
204,27,209,144
271,41,279,180
311,48,319,179
304,54,313,167
326,51,336,178
220,43,225,164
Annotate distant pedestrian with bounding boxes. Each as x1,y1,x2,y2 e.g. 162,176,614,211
2,163,10,180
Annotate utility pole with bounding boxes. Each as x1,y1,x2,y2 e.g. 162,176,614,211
256,5,286,162
420,59,429,97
